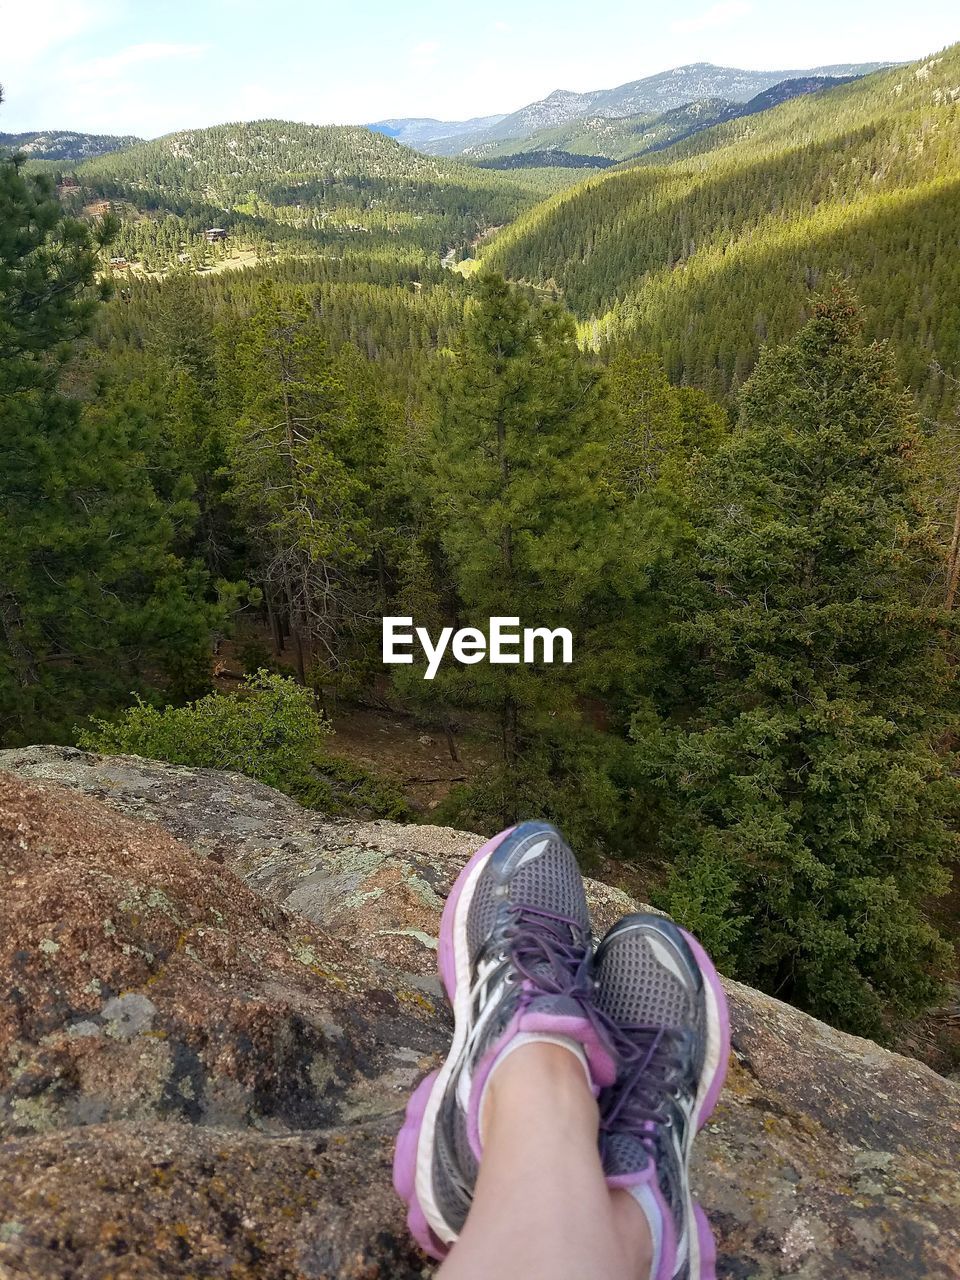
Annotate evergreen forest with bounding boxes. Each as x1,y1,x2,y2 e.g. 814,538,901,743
2,44,959,1054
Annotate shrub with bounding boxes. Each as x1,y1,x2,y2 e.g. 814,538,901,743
78,671,332,806
78,671,412,819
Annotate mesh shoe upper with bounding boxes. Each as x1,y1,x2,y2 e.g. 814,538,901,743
429,822,611,1236
595,915,710,1277
464,828,592,961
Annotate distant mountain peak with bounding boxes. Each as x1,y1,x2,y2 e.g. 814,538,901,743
367,113,506,150
410,59,898,155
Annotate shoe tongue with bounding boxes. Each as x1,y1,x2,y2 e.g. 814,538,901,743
523,990,584,1020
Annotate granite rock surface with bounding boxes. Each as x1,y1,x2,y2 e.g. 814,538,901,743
1,745,957,1279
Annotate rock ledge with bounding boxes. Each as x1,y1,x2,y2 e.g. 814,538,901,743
0,745,958,1279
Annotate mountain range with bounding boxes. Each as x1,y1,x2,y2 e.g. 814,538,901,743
3,60,897,171
371,60,895,155
472,75,860,165
363,114,505,151
0,129,141,162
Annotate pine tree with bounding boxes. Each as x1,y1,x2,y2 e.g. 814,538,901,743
148,273,241,579
605,352,729,726
219,284,374,689
425,274,649,851
605,349,728,504
637,291,959,1037
0,143,219,743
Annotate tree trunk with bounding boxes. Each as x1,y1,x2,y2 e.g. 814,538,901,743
279,349,308,683
284,578,306,684
442,712,461,763
496,408,512,575
946,489,960,611
266,591,282,655
292,626,307,685
0,589,39,688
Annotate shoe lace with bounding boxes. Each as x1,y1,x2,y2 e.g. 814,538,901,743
599,1023,692,1161
500,904,594,997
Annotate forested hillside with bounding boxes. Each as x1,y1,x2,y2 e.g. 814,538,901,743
0,129,140,162
78,121,510,206
69,121,533,271
483,45,960,414
472,98,737,162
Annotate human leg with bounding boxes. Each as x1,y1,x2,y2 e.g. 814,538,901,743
595,915,730,1279
439,1041,653,1280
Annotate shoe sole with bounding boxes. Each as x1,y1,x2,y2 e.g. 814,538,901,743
601,914,730,1280
682,925,728,1280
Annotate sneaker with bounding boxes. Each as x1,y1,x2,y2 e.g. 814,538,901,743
595,914,730,1280
393,821,616,1258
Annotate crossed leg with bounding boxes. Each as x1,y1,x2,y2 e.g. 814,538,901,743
438,1043,654,1280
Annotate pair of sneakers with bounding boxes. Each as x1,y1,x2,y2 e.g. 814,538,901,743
393,821,730,1280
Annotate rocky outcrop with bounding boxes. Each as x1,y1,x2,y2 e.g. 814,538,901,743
0,744,958,1279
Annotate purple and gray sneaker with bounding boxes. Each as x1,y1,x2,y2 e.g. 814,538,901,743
393,821,616,1258
595,914,730,1280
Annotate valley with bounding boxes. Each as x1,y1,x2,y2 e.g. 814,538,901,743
482,47,960,415
2,39,959,1058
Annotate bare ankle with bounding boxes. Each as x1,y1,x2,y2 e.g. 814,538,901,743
482,1040,596,1137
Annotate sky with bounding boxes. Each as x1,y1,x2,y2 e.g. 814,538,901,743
1,0,958,137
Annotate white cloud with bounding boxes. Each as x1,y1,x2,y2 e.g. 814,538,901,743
3,36,210,136
493,21,511,33
671,1,751,35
